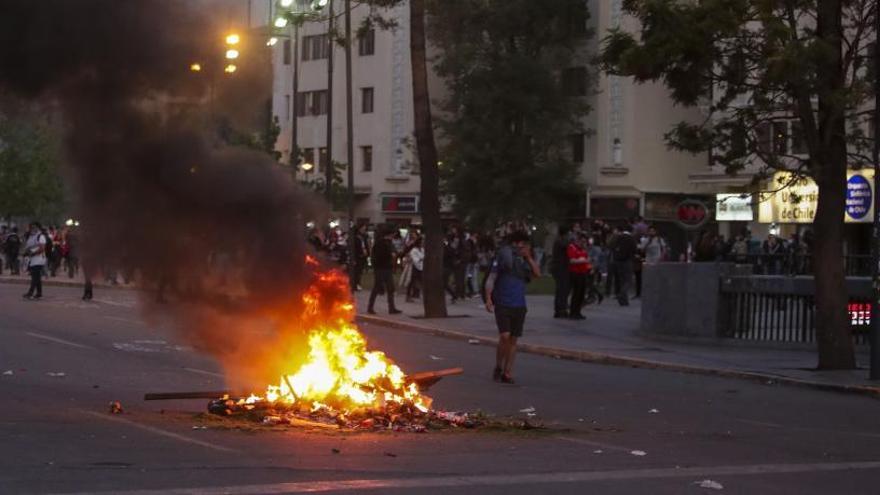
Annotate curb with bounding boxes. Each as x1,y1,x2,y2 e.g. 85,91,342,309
356,314,880,400
0,277,137,291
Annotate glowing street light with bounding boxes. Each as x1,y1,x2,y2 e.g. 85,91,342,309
267,37,279,46
225,49,240,60
225,33,240,45
280,0,294,6
274,16,288,28
224,64,237,74
301,161,314,172
189,63,202,72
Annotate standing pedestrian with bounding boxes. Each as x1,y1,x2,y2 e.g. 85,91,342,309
566,233,591,319
4,226,21,275
484,231,541,384
407,236,424,301
367,227,402,315
351,224,369,291
551,225,572,318
22,222,47,300
610,224,637,306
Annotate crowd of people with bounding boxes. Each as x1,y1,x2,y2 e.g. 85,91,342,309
692,228,816,275
0,222,81,300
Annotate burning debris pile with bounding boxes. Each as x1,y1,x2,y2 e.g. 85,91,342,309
203,258,473,432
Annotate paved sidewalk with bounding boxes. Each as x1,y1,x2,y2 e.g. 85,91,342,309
354,289,879,397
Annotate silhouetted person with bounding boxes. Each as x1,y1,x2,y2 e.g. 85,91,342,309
367,227,401,315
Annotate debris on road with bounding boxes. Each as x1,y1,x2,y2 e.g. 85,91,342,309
519,406,536,414
383,452,397,458
46,372,66,378
2,370,13,376
429,355,443,361
467,339,481,344
191,426,208,430
108,401,123,414
694,479,724,490
649,408,660,414
630,450,647,456
331,448,341,454
593,450,603,454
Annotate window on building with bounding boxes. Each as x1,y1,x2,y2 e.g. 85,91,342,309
302,34,329,61
283,39,292,65
295,92,307,117
284,94,291,121
772,121,788,155
312,90,329,115
361,146,373,172
567,1,589,36
790,121,807,155
361,87,374,114
570,133,585,163
562,67,588,96
358,28,375,56
318,147,329,173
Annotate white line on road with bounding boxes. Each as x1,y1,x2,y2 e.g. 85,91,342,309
53,459,880,495
25,332,92,349
78,410,237,454
555,435,636,454
183,367,225,378
736,418,880,439
103,316,146,325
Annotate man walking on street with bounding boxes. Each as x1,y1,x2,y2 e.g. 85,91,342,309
22,222,47,300
485,231,541,384
367,226,402,315
351,224,369,292
611,224,637,306
551,225,571,318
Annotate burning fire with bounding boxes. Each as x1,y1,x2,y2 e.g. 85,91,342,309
238,256,430,414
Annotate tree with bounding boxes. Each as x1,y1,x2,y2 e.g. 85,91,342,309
0,115,65,221
428,0,592,228
411,0,447,317
601,0,876,368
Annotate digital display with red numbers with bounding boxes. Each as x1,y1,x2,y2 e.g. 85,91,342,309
848,302,871,327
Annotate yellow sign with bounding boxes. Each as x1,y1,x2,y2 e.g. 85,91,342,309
758,169,875,224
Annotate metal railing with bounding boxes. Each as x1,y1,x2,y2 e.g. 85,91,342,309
719,254,870,277
720,276,871,346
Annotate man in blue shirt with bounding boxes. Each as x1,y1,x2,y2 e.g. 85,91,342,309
484,231,541,384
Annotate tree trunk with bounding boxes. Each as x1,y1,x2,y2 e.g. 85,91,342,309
813,0,855,369
410,0,447,318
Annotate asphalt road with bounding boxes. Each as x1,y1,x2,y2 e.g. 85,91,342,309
1,284,879,494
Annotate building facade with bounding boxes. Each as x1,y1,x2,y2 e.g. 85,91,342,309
260,0,713,235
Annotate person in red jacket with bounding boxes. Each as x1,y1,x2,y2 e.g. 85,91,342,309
567,233,591,320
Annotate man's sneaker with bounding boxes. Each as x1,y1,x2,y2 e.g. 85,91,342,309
500,374,515,384
389,309,402,315
492,367,502,382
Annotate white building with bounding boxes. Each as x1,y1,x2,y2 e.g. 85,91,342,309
258,0,713,240
258,0,422,225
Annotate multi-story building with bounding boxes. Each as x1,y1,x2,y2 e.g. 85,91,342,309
257,0,423,226
258,0,715,247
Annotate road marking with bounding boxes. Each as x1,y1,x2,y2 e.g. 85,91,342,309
25,332,92,349
555,435,636,454
54,459,880,495
78,410,236,454
93,298,136,308
103,316,146,325
183,367,225,378
736,418,880,439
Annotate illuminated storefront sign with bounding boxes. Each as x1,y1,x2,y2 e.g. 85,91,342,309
715,194,753,221
758,169,874,223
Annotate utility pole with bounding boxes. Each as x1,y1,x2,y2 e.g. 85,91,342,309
344,0,355,285
870,0,880,380
291,21,300,174
324,0,335,206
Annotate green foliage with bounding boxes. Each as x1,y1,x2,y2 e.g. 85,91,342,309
299,160,349,211
601,0,875,176
428,0,592,228
217,113,282,162
0,116,65,220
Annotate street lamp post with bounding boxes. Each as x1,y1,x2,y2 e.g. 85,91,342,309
870,0,880,380
324,0,335,206
344,0,355,286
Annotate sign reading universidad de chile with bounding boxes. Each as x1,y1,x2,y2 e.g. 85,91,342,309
845,173,872,221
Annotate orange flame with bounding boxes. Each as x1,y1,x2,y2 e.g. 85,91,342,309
241,261,430,414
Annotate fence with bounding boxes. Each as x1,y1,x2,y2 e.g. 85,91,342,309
720,275,871,346
720,254,871,277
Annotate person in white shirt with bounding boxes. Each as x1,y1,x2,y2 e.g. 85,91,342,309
23,222,47,300
406,237,425,302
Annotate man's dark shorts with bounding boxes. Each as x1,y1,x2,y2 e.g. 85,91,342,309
494,305,527,337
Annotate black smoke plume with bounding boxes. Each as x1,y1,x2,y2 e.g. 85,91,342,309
0,1,326,387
